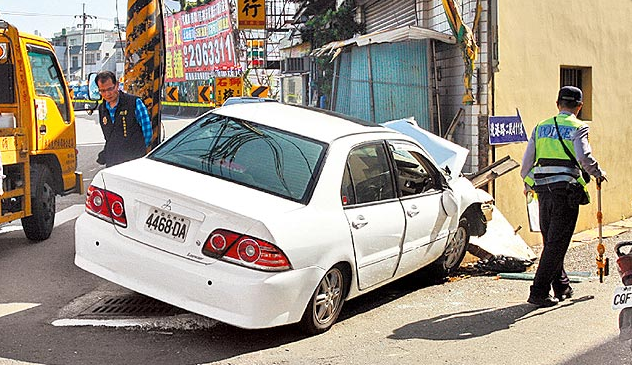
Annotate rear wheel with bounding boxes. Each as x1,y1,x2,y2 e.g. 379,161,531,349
21,164,56,242
427,217,470,279
300,266,346,335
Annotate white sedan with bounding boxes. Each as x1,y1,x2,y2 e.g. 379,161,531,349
75,103,492,334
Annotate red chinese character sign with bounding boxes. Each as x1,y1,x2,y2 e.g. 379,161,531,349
237,0,266,29
164,0,239,82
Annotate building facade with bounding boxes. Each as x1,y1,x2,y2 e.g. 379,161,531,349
318,0,632,245
51,25,125,82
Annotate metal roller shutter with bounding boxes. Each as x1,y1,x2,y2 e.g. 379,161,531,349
364,0,417,33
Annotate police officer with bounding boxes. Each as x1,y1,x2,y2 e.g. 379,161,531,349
95,70,153,167
521,86,607,307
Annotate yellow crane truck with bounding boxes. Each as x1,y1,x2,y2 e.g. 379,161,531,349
0,20,83,241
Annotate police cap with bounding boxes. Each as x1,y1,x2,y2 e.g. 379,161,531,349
557,86,583,103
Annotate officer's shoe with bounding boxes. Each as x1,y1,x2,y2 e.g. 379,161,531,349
527,294,559,307
554,287,574,302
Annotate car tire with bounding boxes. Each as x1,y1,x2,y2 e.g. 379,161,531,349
21,164,56,242
427,217,470,279
299,265,346,335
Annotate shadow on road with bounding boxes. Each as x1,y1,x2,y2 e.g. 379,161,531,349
388,295,595,341
389,304,536,340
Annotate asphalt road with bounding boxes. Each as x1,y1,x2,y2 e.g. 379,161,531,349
1,112,631,365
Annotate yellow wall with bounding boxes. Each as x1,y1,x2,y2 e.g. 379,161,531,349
493,0,632,245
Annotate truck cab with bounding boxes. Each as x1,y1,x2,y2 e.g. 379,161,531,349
0,20,83,241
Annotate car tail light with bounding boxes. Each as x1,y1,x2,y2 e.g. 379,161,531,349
85,185,127,227
202,229,291,271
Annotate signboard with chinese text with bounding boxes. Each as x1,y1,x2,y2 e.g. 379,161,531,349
215,77,243,105
164,0,238,82
237,0,266,29
488,110,528,145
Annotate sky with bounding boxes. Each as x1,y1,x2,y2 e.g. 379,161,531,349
1,0,182,39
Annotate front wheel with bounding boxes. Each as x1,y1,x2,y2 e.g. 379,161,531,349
299,266,346,335
427,217,470,279
21,164,56,242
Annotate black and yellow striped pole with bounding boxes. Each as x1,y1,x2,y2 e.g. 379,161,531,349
126,0,165,150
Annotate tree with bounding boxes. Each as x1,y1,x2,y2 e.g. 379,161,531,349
301,5,364,106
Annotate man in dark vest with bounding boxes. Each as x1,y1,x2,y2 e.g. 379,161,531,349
95,70,152,167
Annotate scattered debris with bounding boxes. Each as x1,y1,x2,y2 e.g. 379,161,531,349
447,274,472,283
467,206,537,270
475,255,534,273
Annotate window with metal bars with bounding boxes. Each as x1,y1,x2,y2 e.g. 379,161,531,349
560,66,592,120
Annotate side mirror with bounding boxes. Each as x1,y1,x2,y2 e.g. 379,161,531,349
441,189,458,217
87,73,101,101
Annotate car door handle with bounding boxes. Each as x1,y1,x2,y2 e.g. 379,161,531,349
352,215,368,229
407,205,419,217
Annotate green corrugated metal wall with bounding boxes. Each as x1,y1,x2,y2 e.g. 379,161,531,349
332,40,431,130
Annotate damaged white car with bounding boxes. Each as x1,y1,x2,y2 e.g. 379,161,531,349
74,102,492,334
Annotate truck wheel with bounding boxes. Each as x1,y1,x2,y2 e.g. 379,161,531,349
21,164,56,242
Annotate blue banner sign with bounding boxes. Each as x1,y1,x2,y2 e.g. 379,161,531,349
489,111,528,145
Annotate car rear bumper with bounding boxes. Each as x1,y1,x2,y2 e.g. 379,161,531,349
74,213,324,329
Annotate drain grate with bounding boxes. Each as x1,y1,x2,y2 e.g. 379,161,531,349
79,293,187,318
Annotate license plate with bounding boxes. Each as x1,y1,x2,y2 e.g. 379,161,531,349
613,285,632,310
144,207,190,242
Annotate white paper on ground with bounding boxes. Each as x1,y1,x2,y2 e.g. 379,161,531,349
469,206,537,261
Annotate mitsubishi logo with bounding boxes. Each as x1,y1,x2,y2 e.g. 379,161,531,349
161,199,172,211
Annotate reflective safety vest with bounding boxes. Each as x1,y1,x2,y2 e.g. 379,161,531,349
524,114,590,198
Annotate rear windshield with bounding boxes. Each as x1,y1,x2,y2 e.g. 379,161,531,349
149,113,327,203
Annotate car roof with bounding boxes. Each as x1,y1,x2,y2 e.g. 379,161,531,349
222,96,278,105
213,103,392,143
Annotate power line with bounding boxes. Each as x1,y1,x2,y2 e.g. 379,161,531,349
2,10,118,22
2,11,74,17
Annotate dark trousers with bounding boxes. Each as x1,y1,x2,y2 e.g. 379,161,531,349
531,188,579,298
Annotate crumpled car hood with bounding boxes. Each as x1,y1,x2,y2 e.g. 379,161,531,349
382,119,469,179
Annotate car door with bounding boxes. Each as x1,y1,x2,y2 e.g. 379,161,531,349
341,142,406,290
387,140,452,275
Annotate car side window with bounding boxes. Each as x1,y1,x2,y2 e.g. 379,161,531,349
344,143,396,205
388,141,441,197
341,164,356,206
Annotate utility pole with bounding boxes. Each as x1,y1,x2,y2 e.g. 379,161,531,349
65,29,70,80
75,3,96,81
